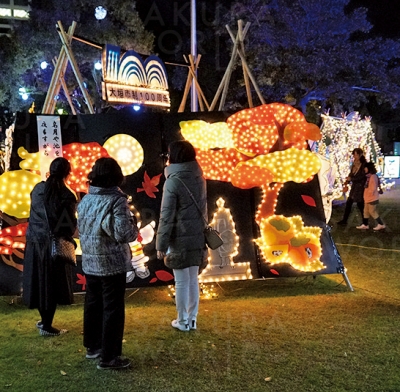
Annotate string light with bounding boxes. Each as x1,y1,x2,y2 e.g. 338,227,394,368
313,112,394,201
199,197,252,283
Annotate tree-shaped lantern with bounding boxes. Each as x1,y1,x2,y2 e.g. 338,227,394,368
181,103,325,272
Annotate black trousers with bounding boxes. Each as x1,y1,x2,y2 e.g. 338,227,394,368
342,197,364,223
83,273,126,362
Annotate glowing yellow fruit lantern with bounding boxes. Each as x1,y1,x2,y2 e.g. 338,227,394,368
0,170,41,218
103,134,144,176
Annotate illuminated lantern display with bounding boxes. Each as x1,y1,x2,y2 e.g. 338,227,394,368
62,142,110,193
18,147,41,173
180,120,235,149
200,198,251,282
0,170,41,218
0,222,28,257
1,108,350,296
255,215,324,272
17,142,110,195
103,134,144,176
181,103,325,273
180,120,247,182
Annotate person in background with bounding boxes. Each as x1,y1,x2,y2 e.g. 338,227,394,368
78,157,138,370
156,140,207,332
337,148,367,226
356,161,385,231
23,157,77,336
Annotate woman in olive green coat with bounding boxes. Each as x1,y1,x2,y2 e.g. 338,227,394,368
156,141,207,332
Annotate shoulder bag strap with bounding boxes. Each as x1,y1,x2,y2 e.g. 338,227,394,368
173,177,209,228
43,205,54,236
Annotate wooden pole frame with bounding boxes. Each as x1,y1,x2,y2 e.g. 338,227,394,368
42,21,95,114
209,20,265,111
178,54,209,113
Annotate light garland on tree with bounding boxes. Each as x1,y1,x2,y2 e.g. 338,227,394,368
312,112,394,202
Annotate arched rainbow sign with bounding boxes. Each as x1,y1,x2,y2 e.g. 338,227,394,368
101,44,170,109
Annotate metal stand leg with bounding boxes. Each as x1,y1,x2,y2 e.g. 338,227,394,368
342,271,354,291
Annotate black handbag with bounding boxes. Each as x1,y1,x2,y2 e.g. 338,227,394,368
44,207,77,265
175,178,223,250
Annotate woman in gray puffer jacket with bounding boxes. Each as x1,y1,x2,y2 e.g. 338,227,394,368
156,141,207,332
78,157,138,370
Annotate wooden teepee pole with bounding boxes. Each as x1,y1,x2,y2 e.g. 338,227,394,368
210,20,265,111
51,57,77,115
238,20,253,108
56,21,95,114
178,55,209,112
42,22,76,114
226,23,265,106
209,32,240,111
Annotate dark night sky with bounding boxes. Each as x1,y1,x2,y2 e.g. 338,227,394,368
348,0,400,38
135,0,400,59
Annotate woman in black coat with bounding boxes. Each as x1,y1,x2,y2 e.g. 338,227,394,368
337,148,367,226
23,157,77,336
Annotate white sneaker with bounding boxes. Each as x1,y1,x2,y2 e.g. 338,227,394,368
189,320,197,330
373,224,386,231
171,319,189,332
356,224,369,230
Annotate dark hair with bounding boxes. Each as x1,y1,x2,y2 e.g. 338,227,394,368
88,157,124,188
168,140,196,164
352,148,364,156
365,161,377,174
44,157,71,203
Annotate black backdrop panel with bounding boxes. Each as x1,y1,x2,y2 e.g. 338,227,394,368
0,110,345,295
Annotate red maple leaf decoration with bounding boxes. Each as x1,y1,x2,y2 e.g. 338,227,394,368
137,172,162,198
76,273,86,291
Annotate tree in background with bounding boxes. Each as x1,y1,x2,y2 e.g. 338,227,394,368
214,0,400,116
0,0,154,113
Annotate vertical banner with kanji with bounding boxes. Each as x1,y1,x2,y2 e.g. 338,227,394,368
36,116,63,180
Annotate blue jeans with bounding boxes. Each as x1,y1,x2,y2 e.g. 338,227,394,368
83,273,126,362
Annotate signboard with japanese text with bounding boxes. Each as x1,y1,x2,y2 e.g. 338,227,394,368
101,44,170,109
102,83,170,108
36,116,63,180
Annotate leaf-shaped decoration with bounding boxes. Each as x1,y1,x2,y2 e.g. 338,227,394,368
137,172,162,198
301,195,317,207
149,277,157,284
155,270,174,282
76,274,86,291
269,217,291,232
290,236,310,247
269,269,279,275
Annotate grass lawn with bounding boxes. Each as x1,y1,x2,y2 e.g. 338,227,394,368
0,185,399,392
